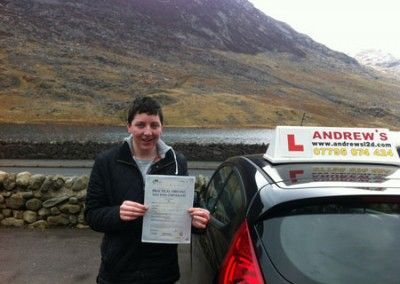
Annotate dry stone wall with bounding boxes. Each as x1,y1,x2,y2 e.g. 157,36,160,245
0,171,208,229
0,171,89,229
0,141,266,161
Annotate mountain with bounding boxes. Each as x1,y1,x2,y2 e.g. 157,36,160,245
355,49,400,78
1,0,400,129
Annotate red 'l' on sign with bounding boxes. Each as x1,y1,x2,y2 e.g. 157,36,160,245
287,134,304,152
289,169,304,183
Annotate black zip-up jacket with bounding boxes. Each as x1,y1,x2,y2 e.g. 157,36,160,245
84,141,188,283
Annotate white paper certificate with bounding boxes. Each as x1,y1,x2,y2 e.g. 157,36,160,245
142,175,195,244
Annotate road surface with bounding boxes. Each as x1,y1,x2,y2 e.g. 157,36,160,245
0,160,219,177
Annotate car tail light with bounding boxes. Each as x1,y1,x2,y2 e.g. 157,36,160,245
218,219,264,284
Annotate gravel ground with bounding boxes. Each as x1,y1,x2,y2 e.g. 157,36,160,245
0,228,193,284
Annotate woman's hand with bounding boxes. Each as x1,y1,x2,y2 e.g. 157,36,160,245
188,207,210,229
120,201,148,221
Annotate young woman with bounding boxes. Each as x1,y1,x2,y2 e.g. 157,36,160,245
85,96,210,283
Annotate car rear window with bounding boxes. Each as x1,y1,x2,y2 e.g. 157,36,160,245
256,197,400,284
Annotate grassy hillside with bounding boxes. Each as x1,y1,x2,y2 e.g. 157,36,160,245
1,41,399,130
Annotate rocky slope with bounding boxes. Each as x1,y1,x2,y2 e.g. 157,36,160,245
1,0,399,129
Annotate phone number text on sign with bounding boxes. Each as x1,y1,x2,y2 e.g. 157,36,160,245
313,147,394,157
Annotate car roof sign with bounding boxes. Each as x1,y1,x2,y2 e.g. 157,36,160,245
264,126,400,165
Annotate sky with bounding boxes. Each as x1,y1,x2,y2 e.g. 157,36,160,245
249,0,400,58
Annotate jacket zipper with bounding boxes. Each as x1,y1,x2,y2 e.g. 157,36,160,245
149,160,175,174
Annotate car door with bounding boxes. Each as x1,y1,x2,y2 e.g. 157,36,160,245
197,164,247,276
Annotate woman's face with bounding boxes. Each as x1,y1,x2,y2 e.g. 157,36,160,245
127,113,162,154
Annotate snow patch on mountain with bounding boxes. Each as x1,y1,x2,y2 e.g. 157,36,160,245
355,49,400,78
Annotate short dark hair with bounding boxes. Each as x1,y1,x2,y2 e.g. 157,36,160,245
127,96,164,124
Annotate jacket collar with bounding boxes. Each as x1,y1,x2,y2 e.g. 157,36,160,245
117,139,178,174
117,141,136,165
123,135,172,159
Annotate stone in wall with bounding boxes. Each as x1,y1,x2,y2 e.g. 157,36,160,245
16,172,31,188
29,174,46,191
23,210,38,223
6,193,24,209
26,198,42,211
0,171,6,186
1,217,24,227
3,173,16,191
